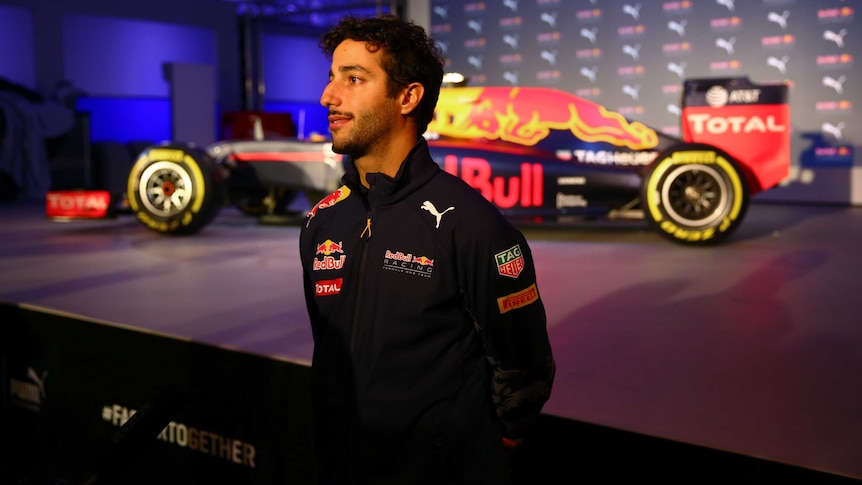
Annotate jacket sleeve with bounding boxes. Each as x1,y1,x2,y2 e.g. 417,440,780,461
460,218,556,440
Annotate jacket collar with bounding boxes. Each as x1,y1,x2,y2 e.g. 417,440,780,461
343,138,439,205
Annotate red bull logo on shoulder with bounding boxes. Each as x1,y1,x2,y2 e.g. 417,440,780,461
316,239,344,256
430,86,659,150
306,186,351,227
313,238,346,271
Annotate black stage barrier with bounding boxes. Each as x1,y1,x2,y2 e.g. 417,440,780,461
1,302,313,485
3,302,858,485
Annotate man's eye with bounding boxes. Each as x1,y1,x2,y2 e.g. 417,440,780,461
350,76,361,83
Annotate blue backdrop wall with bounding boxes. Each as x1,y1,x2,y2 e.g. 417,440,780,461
429,0,862,204
1,0,860,203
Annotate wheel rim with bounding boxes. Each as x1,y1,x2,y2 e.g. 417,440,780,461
660,164,729,228
138,161,194,217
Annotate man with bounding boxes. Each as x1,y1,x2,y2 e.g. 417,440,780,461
299,14,555,484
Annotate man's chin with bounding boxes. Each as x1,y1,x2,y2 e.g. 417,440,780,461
331,143,349,155
331,142,363,159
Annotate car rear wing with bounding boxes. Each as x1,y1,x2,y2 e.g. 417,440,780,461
681,77,790,194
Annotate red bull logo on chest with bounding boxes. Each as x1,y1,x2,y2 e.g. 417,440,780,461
382,249,435,278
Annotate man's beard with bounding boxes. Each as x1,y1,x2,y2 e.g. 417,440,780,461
330,109,389,159
331,135,367,159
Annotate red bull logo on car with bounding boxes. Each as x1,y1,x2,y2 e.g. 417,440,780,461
442,156,544,209
430,86,660,150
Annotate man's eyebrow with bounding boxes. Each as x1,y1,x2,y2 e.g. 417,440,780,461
337,64,370,74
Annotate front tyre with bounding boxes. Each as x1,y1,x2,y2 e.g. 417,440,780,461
642,144,748,246
127,144,225,235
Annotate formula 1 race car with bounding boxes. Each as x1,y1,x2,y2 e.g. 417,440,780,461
54,76,790,246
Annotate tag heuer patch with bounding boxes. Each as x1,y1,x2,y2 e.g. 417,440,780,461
495,244,524,278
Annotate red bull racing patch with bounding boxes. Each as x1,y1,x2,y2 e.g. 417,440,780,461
382,249,434,278
498,283,539,314
313,239,346,271
495,244,525,278
306,186,351,227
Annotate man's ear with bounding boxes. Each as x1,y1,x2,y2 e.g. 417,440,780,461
400,82,425,115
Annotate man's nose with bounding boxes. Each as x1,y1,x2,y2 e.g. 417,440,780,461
320,83,337,108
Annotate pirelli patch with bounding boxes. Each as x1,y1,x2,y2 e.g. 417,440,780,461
495,244,525,278
498,283,539,314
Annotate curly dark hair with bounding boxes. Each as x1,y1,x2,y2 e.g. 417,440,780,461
321,14,444,137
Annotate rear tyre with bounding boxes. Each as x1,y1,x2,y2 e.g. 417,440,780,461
642,144,748,246
127,144,225,235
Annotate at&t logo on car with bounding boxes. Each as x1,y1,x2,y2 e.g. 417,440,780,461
686,85,786,135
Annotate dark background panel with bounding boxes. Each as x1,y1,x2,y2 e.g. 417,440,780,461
1,303,313,485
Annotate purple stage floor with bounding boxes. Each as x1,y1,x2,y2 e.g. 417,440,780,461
2,198,862,481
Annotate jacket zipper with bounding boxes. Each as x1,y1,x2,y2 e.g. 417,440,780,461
349,209,372,355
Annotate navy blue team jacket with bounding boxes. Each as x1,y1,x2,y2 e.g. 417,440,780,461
299,138,555,484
